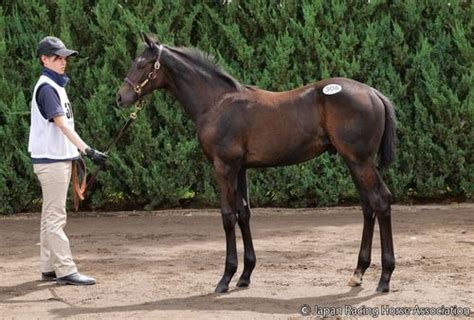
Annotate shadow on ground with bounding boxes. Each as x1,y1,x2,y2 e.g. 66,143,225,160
48,287,380,317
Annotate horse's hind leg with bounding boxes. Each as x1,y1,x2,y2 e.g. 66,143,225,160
348,195,375,287
346,160,395,292
236,168,256,288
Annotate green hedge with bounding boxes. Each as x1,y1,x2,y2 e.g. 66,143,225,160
1,1,472,213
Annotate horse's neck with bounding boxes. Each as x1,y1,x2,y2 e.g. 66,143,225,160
165,69,228,124
161,49,238,123
169,82,207,122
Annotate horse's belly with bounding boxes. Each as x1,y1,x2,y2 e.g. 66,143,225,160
244,137,328,168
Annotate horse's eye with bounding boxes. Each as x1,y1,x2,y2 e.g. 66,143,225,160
136,57,147,69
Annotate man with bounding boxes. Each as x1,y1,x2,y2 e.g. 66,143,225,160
28,36,107,285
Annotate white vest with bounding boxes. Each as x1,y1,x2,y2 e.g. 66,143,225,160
28,75,79,159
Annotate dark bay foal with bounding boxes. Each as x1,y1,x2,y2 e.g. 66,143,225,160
117,33,397,293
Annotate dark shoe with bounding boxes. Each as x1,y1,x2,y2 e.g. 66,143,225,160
57,272,96,286
41,271,57,281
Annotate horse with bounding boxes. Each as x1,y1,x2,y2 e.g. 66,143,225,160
117,33,397,293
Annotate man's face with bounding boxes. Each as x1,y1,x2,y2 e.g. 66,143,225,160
41,55,67,74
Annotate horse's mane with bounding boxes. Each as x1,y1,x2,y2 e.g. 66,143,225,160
166,45,244,90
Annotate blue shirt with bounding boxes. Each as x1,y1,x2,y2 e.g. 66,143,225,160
36,68,70,121
32,68,79,164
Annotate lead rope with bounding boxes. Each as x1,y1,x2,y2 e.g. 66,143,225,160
72,100,145,211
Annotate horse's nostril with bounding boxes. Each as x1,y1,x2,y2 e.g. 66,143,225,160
116,93,122,105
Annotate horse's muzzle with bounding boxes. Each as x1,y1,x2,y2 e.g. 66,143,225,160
116,86,136,108
116,92,125,107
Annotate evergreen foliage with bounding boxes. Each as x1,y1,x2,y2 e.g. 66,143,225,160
0,1,472,213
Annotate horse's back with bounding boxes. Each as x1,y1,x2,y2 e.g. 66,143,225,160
203,77,388,167
207,84,328,167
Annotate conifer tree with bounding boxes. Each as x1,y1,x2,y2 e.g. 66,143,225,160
0,1,471,213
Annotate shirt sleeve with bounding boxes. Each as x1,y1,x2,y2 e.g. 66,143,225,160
36,84,65,121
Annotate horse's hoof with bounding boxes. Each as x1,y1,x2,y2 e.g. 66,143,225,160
348,275,362,287
214,284,229,294
376,282,390,293
236,278,250,288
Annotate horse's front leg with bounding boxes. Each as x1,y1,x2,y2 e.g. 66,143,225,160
236,168,256,288
214,160,239,293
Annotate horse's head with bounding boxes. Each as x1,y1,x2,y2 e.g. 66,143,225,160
116,32,166,107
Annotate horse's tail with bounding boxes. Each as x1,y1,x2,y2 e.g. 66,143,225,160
374,90,397,169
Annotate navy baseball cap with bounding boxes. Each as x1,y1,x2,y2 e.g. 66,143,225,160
37,36,78,57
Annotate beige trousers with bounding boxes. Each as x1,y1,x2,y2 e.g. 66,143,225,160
34,161,77,278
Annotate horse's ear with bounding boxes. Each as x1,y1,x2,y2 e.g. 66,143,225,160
141,32,159,49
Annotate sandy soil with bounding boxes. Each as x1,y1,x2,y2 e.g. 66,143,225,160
0,204,472,319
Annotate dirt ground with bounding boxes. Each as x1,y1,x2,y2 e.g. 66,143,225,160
0,204,472,319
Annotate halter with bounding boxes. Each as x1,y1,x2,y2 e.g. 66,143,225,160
124,44,163,98
74,46,164,210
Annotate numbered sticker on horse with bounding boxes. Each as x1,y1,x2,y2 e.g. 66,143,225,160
322,84,342,95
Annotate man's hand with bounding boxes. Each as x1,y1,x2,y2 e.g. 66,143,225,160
85,148,108,166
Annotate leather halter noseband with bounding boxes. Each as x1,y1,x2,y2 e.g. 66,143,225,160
124,44,163,98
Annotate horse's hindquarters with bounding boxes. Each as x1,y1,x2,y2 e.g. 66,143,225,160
318,82,386,163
